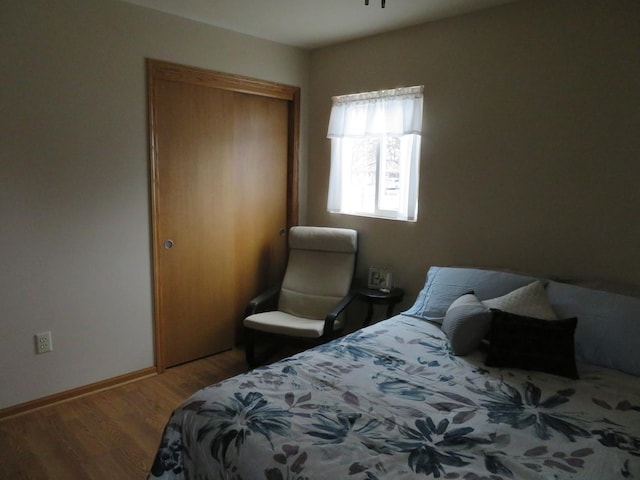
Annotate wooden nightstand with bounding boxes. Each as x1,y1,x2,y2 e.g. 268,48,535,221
356,287,405,327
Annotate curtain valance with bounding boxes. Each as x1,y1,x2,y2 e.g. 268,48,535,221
327,86,423,138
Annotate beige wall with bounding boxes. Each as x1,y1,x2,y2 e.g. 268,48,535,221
0,0,309,409
308,0,640,311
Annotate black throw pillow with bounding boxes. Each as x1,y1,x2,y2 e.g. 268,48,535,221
485,309,579,379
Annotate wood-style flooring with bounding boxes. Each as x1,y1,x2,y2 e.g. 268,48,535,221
0,347,297,479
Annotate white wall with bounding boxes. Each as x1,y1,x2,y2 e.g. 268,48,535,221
307,0,640,311
0,0,309,409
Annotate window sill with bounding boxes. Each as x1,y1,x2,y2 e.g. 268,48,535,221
328,210,417,223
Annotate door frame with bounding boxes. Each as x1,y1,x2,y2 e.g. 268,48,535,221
147,59,300,372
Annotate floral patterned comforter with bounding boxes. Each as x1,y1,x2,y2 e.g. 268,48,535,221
149,315,640,479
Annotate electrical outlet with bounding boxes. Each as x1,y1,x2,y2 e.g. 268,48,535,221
35,331,53,354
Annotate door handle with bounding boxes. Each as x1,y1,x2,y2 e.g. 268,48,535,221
163,239,174,249
279,229,286,236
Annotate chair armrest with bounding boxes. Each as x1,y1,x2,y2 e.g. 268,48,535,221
245,284,281,316
322,290,359,339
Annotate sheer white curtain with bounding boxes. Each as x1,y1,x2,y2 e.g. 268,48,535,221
326,86,424,221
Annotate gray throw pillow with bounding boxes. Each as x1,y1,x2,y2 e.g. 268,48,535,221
442,293,492,355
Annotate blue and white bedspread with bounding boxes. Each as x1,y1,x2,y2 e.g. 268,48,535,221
149,315,640,479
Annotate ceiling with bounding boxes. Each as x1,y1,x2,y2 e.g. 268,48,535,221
120,0,521,49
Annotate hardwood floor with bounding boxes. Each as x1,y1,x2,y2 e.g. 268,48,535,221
0,347,266,479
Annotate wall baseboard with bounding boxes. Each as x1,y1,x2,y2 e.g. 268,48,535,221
0,366,158,420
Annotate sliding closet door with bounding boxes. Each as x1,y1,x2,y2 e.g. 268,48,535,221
148,60,298,369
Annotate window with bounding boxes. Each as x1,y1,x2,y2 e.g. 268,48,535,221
327,86,423,221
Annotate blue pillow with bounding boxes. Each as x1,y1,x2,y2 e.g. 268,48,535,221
403,266,542,324
546,280,640,377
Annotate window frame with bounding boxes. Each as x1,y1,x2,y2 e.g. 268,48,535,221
326,86,423,222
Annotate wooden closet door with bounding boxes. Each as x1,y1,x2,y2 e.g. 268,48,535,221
149,61,296,369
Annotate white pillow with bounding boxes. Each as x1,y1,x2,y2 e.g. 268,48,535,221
442,294,493,355
482,281,557,320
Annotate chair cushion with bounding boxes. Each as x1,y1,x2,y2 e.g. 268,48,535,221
288,226,357,253
279,249,355,319
279,227,357,319
244,311,344,338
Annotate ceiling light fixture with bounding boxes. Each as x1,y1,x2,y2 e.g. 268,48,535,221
365,0,386,7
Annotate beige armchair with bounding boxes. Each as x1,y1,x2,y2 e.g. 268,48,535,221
243,226,358,366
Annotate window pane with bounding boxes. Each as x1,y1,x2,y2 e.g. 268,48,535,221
378,136,401,211
343,137,378,214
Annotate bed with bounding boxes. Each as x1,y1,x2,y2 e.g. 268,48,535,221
149,266,640,479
